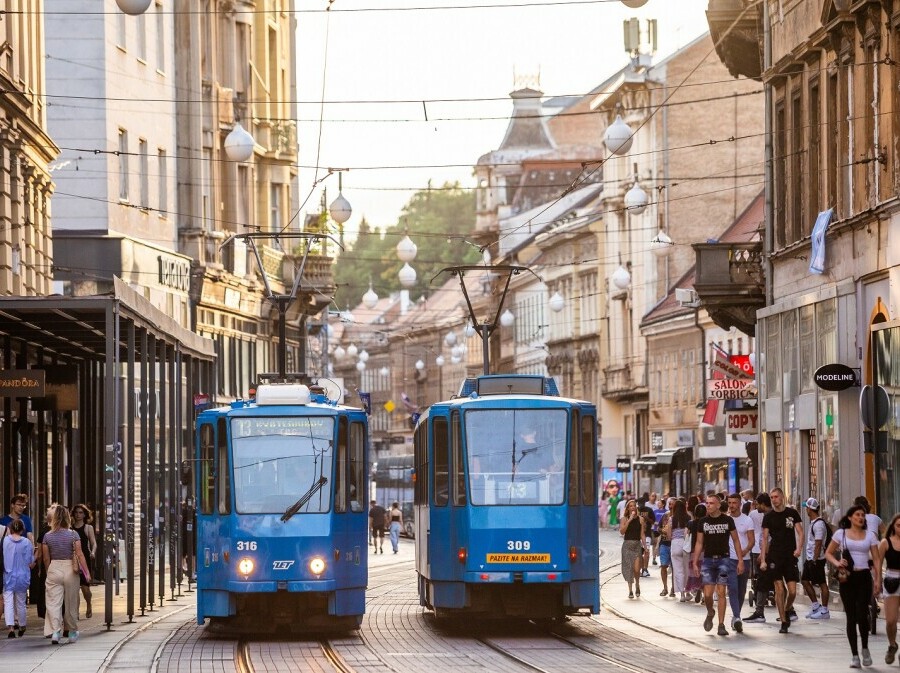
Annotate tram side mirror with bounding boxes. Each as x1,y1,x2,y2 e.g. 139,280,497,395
180,460,192,485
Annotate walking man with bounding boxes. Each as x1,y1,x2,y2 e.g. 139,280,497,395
801,497,831,619
692,493,744,636
760,487,803,633
368,500,386,553
726,493,755,633
744,492,772,623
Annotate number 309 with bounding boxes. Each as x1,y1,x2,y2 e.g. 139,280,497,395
506,540,531,551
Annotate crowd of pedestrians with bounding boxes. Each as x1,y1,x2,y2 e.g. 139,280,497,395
1,494,93,646
611,487,900,668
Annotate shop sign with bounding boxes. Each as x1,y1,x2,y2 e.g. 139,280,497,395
615,457,632,473
706,378,757,400
650,431,663,451
726,409,758,432
814,363,858,391
711,352,753,380
0,369,45,397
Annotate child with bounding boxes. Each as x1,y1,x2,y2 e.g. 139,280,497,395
3,518,35,637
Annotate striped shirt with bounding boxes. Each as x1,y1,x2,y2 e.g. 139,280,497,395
43,528,79,560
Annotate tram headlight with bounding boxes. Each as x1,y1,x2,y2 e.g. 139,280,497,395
238,557,255,576
308,557,326,575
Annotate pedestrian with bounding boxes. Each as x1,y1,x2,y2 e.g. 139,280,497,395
71,504,97,618
657,498,675,597
369,500,386,554
824,504,882,668
878,513,900,665
598,491,609,530
855,495,885,539
744,492,772,623
388,502,403,554
0,494,34,545
669,498,691,601
42,505,90,644
801,497,831,620
685,503,706,603
638,497,654,578
691,493,744,636
725,492,754,633
652,495,667,567
3,519,34,637
760,487,803,633
620,499,645,598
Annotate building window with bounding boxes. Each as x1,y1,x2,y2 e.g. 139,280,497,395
137,12,147,62
158,149,167,216
782,310,798,398
270,183,281,232
808,77,821,218
773,100,786,248
116,10,127,49
139,139,148,208
789,89,802,244
156,1,165,73
118,129,129,201
765,315,780,397
799,304,814,394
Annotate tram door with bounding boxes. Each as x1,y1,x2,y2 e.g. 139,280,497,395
428,416,453,578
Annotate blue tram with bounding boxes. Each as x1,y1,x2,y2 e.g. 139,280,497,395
194,383,368,631
413,374,599,620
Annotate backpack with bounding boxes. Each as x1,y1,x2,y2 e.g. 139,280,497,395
813,518,833,558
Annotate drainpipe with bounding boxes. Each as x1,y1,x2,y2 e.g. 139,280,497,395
763,1,773,307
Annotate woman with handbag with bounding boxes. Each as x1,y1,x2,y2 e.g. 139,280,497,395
42,506,90,645
825,504,882,668
877,513,900,665
619,499,645,599
669,499,691,601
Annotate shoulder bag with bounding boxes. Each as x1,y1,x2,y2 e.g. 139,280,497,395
682,530,693,554
836,532,851,583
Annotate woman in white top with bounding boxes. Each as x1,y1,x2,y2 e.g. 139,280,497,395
824,504,882,669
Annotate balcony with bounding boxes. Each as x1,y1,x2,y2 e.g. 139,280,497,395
705,0,763,81
282,253,335,315
692,241,765,336
602,363,635,402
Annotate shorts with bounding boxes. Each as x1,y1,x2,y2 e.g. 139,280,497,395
658,542,671,566
884,572,900,598
371,526,385,539
801,558,826,585
701,557,732,586
766,555,800,584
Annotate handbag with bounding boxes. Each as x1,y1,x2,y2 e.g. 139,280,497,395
836,533,852,583
71,538,91,582
682,532,693,554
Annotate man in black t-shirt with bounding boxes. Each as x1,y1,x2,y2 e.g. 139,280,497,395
368,500,386,554
759,487,803,633
692,493,744,636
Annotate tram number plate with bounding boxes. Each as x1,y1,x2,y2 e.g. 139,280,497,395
486,553,550,563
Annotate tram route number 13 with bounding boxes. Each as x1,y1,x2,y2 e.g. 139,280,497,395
236,541,258,551
507,540,531,551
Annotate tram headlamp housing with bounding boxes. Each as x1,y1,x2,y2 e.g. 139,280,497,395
309,557,326,575
238,557,255,576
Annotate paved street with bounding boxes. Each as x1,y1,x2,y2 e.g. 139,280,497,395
0,531,891,673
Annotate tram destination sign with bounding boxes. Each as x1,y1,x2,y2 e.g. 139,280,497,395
814,363,858,391
706,378,757,400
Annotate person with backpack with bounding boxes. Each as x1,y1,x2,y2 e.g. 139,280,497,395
801,497,831,620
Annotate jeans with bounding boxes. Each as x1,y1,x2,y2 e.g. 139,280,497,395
701,557,732,586
389,522,401,552
727,557,750,620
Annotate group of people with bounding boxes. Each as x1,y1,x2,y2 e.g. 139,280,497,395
616,486,900,669
368,500,404,554
1,494,97,645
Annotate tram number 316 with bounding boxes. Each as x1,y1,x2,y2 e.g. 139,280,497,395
506,540,531,551
236,540,258,551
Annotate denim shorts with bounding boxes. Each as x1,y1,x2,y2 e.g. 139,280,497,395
659,542,672,566
701,556,733,586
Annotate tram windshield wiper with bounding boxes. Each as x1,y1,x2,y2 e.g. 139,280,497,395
280,476,328,522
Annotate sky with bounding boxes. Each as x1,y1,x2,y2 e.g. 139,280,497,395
295,0,712,237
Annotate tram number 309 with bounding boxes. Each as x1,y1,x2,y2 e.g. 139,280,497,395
236,540,258,551
506,540,531,551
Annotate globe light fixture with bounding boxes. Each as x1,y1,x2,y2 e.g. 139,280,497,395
451,355,461,364
347,343,358,358
612,265,632,290
604,114,634,156
341,309,354,323
444,330,457,346
500,309,515,327
464,323,476,338
379,366,390,377
224,122,255,162
482,249,492,265
398,262,417,288
329,173,352,225
333,345,346,360
116,0,152,14
356,361,366,372
396,235,417,263
451,346,462,359
650,229,674,258
358,349,369,363
548,291,565,313
621,0,649,7
624,182,649,215
362,283,378,309
415,359,425,371
435,355,445,367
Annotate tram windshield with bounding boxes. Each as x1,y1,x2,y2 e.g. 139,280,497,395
231,416,335,514
464,409,567,506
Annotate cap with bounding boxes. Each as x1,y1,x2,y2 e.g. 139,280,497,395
805,497,820,511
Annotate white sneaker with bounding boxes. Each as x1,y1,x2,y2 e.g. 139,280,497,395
850,655,861,668
861,649,872,667
805,605,822,618
810,608,831,620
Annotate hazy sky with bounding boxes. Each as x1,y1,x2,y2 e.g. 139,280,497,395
295,0,711,236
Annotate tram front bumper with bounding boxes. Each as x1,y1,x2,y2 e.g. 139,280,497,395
463,571,570,583
225,579,339,592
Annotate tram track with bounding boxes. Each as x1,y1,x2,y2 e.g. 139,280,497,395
235,640,255,673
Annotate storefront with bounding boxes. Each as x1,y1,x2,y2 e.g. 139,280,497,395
872,320,900,520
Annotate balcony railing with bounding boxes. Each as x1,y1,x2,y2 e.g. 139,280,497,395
692,241,765,336
706,0,763,81
602,363,633,401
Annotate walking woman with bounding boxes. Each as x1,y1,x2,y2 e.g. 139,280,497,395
42,505,91,645
669,498,691,601
3,519,34,637
825,504,882,668
620,499,645,598
388,502,403,554
71,504,97,618
878,513,900,665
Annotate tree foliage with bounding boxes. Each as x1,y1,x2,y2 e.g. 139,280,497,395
333,182,480,309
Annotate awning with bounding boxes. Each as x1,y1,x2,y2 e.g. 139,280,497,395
632,455,658,470
696,445,748,460
656,446,692,465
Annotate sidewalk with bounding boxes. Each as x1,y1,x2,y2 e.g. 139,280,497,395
596,529,888,673
0,580,196,673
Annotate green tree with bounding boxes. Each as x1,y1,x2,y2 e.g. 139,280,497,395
333,182,479,308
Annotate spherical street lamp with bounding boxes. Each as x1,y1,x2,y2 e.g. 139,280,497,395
621,0,649,7
379,366,390,377
444,330,457,346
415,359,425,371
435,355,445,367
116,0,152,14
464,323,476,338
604,114,634,156
362,283,378,309
333,345,346,360
396,235,417,263
224,122,255,162
548,291,565,313
612,265,632,290
500,309,515,327
358,349,369,363
329,173,352,225
650,229,674,258
624,182,649,215
356,361,366,372
347,343,358,358
398,262,417,288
